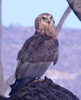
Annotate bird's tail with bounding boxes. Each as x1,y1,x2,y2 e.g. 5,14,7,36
9,77,35,96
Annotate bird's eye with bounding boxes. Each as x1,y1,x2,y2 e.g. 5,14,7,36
42,17,46,20
50,16,53,20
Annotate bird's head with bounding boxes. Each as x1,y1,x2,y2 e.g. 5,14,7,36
35,13,56,37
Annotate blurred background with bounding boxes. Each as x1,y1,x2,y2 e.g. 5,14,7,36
0,0,81,99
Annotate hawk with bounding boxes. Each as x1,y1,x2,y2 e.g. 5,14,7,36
10,13,59,95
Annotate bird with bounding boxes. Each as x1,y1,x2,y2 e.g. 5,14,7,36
9,13,59,96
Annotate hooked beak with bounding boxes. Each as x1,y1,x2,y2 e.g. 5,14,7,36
46,18,51,24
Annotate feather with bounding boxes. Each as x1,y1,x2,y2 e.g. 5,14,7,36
15,33,59,80
16,61,51,79
9,77,35,96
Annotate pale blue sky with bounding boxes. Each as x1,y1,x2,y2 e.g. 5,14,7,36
2,0,81,29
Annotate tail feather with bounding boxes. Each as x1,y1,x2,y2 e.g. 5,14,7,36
9,77,35,96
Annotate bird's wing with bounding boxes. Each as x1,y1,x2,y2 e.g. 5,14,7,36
16,33,52,79
23,38,59,64
17,33,51,60
16,33,58,79
16,61,50,79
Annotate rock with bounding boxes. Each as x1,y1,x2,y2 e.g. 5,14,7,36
0,77,79,100
10,77,79,100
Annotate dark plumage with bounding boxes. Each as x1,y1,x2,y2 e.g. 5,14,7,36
16,33,58,79
9,13,59,96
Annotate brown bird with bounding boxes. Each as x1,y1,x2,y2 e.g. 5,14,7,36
9,13,59,96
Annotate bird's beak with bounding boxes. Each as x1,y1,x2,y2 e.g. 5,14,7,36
46,18,51,24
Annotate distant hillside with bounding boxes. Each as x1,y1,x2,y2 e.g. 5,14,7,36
2,26,81,99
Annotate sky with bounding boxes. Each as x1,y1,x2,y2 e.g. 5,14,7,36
2,0,81,29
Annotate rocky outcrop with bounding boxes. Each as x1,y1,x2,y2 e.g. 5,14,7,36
0,77,79,100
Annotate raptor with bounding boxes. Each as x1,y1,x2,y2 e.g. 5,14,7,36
10,13,59,95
